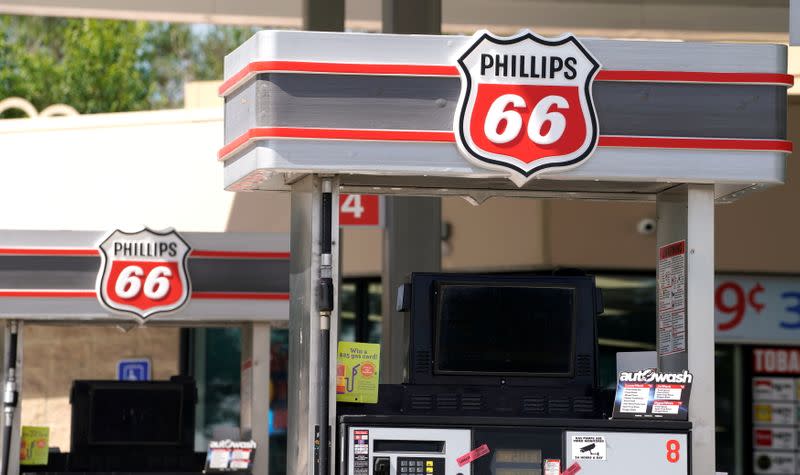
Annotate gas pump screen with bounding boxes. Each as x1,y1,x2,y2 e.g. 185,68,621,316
435,284,575,375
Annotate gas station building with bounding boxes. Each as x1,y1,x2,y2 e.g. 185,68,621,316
0,1,798,474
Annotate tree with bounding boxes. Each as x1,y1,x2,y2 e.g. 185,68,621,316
0,15,259,118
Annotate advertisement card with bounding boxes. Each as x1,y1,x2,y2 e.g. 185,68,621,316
20,426,49,466
336,341,381,404
612,370,692,420
204,440,256,473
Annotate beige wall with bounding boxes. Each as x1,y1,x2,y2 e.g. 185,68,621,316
21,325,180,451
442,197,546,271
544,102,800,273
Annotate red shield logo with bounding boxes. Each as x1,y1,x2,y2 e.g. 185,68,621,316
96,228,191,319
454,30,601,185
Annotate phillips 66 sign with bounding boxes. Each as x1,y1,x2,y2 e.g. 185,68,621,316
96,228,191,319
454,30,601,186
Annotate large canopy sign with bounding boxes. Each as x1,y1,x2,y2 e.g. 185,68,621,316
455,30,600,185
97,228,192,319
219,30,791,200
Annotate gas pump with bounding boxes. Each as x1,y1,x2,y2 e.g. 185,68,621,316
219,29,792,475
337,273,691,474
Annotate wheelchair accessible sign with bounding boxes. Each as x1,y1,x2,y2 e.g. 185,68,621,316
117,358,152,381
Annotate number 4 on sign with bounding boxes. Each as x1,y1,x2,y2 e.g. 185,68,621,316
341,194,364,219
339,194,382,227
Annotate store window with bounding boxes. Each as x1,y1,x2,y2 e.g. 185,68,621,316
191,277,377,474
339,278,382,343
192,327,289,474
595,273,735,474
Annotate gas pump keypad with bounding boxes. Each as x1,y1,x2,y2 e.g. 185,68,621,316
397,457,443,474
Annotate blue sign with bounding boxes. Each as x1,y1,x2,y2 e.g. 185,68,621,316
117,358,151,381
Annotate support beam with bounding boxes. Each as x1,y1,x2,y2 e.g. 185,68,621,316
382,0,441,34
380,198,442,384
656,184,715,474
287,176,340,475
240,323,272,475
379,0,442,386
0,0,789,42
302,0,344,32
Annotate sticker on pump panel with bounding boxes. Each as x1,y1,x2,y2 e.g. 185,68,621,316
96,228,191,319
454,29,600,186
570,435,606,461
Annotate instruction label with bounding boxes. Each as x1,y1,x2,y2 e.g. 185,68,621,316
571,435,606,461
336,341,380,403
658,240,686,356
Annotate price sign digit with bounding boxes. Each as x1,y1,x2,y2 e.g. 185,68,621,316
716,281,746,331
780,291,800,329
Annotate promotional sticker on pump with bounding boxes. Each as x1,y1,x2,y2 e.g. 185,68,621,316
612,369,693,420
454,29,601,186
96,228,191,319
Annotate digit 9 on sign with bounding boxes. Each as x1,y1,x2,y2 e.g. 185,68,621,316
715,281,765,331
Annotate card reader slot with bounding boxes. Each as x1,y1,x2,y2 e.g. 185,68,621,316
372,440,445,453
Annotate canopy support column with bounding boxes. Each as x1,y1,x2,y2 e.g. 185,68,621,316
288,176,340,475
657,185,715,473
379,0,443,385
0,321,21,475
241,322,271,475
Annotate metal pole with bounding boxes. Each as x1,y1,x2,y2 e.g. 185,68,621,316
1,321,18,475
317,179,334,475
287,176,340,475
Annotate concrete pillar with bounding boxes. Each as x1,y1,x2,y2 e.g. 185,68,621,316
656,185,715,473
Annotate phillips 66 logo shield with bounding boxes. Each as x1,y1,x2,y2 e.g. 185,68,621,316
454,30,601,186
96,228,191,319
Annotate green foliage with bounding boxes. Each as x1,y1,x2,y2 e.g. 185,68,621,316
0,15,258,118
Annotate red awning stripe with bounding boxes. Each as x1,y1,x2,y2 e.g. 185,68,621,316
0,248,100,256
0,248,289,259
219,127,793,161
192,292,290,300
190,250,290,259
0,290,290,300
219,60,794,95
